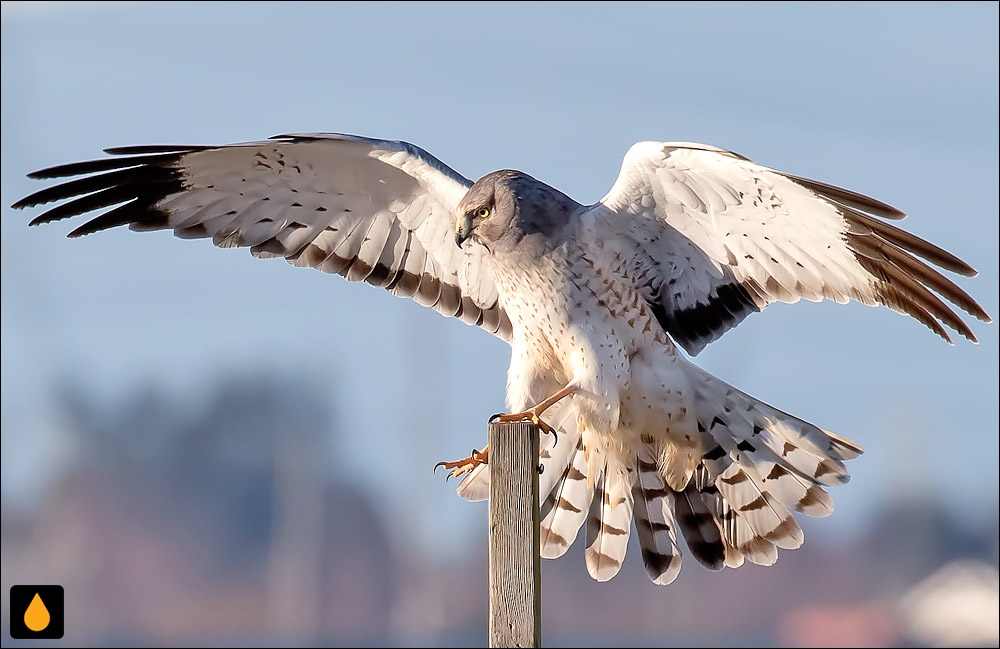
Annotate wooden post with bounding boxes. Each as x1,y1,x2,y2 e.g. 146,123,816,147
488,420,542,648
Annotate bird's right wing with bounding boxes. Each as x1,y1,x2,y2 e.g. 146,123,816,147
595,141,989,355
13,133,511,341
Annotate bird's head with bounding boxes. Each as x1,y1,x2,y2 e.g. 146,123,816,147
454,170,578,252
455,170,515,249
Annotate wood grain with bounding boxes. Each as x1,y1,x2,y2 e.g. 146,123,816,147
488,420,541,648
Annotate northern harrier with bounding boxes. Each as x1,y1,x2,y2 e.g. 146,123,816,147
13,133,989,584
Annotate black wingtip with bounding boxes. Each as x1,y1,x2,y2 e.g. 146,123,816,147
103,144,209,155
24,153,176,180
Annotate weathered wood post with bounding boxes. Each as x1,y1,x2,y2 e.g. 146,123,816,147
488,420,542,648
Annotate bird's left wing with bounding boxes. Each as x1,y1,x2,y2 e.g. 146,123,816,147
595,141,989,355
13,133,511,340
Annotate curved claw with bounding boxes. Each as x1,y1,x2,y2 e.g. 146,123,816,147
436,446,488,482
529,415,557,443
489,412,505,423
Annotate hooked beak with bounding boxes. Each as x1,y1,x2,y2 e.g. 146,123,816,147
454,212,475,247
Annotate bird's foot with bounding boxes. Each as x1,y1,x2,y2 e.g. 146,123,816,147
490,408,557,438
487,385,575,442
435,446,488,480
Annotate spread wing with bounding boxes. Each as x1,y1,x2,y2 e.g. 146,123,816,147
13,133,512,341
596,141,990,355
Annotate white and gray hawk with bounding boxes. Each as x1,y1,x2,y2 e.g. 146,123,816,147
14,133,990,584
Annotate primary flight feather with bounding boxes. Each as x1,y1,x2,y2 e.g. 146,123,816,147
13,133,989,584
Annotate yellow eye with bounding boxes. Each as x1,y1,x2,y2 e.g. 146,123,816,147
475,207,491,219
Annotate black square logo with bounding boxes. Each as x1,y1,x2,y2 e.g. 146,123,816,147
9,585,64,639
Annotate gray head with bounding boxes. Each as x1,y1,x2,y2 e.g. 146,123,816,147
454,170,581,253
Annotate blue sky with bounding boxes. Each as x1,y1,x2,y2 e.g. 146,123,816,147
2,1,998,560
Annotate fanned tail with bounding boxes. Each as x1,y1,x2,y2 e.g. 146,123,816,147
679,356,859,568
455,358,859,585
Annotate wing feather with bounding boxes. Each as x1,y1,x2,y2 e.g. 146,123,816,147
597,141,988,354
14,134,512,341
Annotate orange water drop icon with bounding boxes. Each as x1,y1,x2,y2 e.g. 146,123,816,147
24,592,51,632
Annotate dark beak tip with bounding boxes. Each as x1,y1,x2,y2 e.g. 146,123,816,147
455,232,464,248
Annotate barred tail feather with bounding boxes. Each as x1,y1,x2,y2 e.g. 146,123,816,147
699,422,805,553
684,356,861,488
631,447,682,584
687,370,860,491
537,404,580,497
715,463,803,551
676,356,858,568
695,482,746,569
585,463,633,581
672,481,727,571
540,433,593,559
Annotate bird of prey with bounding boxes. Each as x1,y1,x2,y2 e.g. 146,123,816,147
13,133,989,584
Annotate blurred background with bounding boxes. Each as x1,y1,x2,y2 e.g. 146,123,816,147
2,2,998,646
